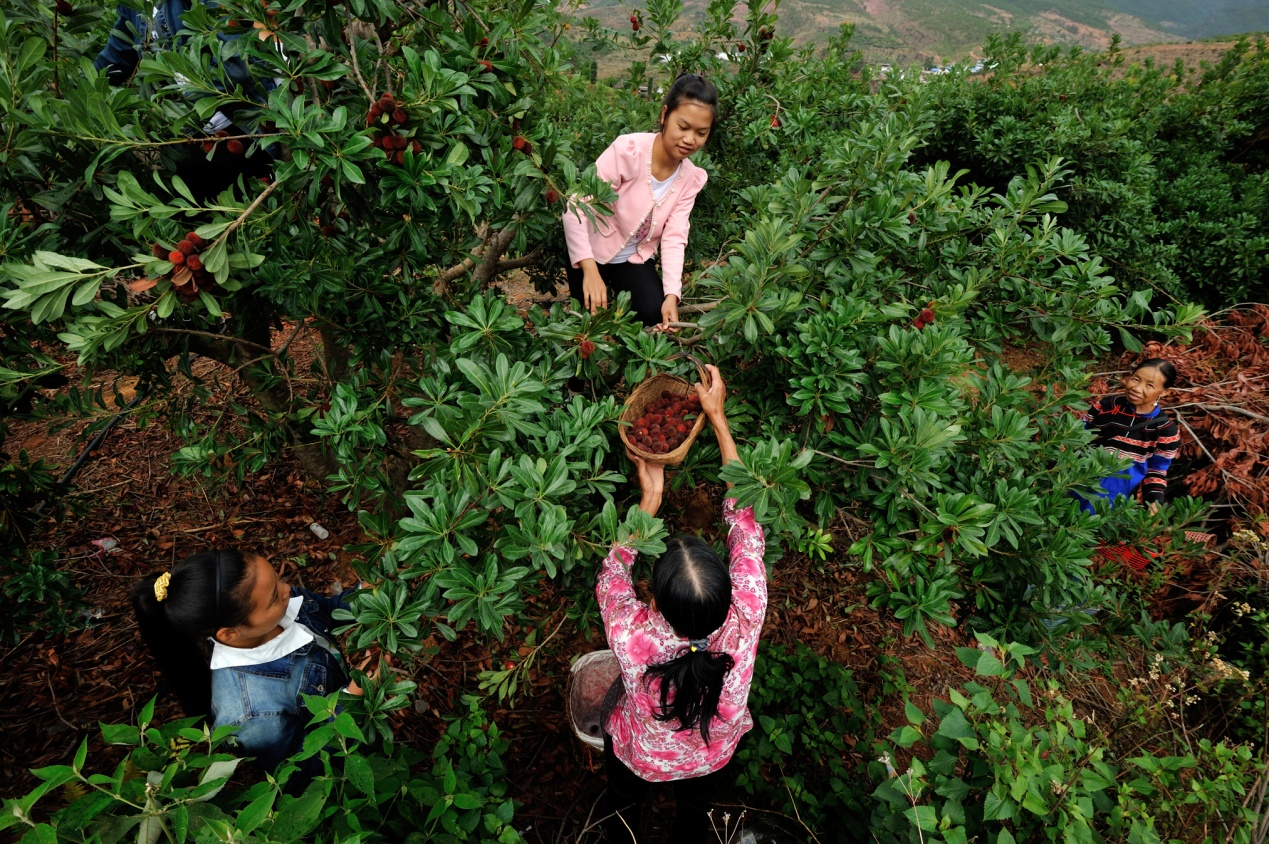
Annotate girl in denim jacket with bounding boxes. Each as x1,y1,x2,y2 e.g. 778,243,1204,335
132,549,358,773
562,73,717,330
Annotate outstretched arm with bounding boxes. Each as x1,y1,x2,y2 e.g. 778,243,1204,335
695,364,740,487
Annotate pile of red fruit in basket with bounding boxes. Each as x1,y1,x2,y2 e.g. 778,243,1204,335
630,390,700,454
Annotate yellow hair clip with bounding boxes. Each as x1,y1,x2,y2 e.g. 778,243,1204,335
154,571,172,602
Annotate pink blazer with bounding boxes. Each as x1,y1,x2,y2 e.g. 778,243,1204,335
561,133,708,302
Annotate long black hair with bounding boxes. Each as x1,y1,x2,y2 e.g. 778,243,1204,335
130,549,253,718
659,72,719,130
644,536,735,744
1133,358,1178,389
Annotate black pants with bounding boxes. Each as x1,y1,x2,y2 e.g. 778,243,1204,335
566,260,664,327
602,735,734,843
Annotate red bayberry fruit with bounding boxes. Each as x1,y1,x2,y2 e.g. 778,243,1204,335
737,42,745,52
632,20,640,31
908,211,916,225
629,14,637,22
176,239,196,255
504,661,514,670
168,251,185,265
152,243,167,259
214,130,228,139
913,318,927,330
920,308,935,323
186,255,203,272
479,60,494,73
226,139,244,155
201,141,214,153
392,108,407,125
479,37,489,47
368,103,382,121
393,151,404,165
512,135,526,151
580,338,596,359
379,93,394,107
770,115,781,128
411,141,422,154
545,187,559,203
186,232,205,248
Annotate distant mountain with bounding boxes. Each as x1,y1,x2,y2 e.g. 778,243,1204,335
592,0,1268,66
1104,1,1269,39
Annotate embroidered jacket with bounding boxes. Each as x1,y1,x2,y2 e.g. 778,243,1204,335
597,499,766,782
561,132,708,302
1082,395,1181,505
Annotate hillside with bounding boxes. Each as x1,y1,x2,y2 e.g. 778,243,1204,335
587,0,1264,66
1107,0,1269,39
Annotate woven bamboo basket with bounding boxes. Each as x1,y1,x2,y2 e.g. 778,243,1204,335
618,358,710,466
567,650,619,752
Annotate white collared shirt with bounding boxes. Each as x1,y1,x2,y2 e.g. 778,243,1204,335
210,595,336,670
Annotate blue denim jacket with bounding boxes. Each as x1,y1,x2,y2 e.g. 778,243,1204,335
210,587,349,771
93,0,270,100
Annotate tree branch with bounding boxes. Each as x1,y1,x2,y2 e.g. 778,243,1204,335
344,22,376,103
494,249,543,274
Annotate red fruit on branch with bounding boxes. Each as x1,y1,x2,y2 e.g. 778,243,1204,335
770,115,781,128
226,139,244,155
411,141,422,154
168,251,185,265
512,135,527,151
368,103,382,122
186,255,204,272
378,93,394,108
579,338,596,359
629,14,637,22
177,239,196,256
479,37,489,47
737,42,745,52
913,318,927,330
393,151,404,165
479,60,494,73
920,308,935,323
186,232,206,248
392,108,407,125
214,130,228,139
631,20,640,31
545,187,559,204
152,243,167,259
201,141,214,153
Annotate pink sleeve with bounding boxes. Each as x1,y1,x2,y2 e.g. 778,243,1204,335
655,170,706,300
722,498,767,625
562,138,627,269
596,545,658,703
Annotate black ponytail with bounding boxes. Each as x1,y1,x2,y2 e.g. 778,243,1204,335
644,536,734,744
130,549,253,718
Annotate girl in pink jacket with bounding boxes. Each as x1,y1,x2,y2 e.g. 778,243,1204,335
597,366,768,841
562,73,716,330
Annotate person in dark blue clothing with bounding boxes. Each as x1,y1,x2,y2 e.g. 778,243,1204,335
132,549,360,773
94,1,277,200
1077,358,1182,515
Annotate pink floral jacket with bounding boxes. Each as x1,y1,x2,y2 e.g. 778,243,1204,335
561,132,708,302
597,499,767,782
